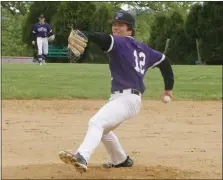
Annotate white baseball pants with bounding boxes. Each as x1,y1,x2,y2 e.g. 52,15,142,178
37,37,48,61
76,89,141,165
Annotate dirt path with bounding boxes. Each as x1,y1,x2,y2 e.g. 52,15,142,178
2,99,222,179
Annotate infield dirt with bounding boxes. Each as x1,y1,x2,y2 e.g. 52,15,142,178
2,99,222,179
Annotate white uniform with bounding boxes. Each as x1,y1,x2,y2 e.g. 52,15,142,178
32,22,52,64
76,90,141,165
37,37,48,58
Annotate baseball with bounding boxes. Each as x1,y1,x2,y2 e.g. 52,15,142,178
163,95,171,103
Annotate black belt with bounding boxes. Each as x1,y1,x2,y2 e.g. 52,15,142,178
112,89,141,96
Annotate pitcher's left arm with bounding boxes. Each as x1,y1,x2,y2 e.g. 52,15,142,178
155,56,174,98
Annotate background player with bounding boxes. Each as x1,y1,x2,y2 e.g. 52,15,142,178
59,11,174,172
31,14,55,65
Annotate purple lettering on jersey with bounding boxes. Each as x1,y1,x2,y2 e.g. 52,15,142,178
33,23,51,38
107,35,165,94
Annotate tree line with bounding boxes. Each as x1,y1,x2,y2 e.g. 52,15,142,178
1,1,222,65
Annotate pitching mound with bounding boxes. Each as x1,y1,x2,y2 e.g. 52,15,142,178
2,99,222,179
3,163,202,179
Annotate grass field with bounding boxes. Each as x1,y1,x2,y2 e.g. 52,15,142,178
2,63,222,100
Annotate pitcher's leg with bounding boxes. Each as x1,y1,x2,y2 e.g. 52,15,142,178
76,119,103,163
75,95,136,163
102,131,127,165
59,94,141,172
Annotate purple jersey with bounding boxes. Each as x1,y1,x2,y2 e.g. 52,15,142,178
107,35,165,94
33,23,52,38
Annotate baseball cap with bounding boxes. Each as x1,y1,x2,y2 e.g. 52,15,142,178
39,14,45,19
109,11,135,29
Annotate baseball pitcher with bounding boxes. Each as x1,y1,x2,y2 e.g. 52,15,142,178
31,14,55,65
59,11,175,173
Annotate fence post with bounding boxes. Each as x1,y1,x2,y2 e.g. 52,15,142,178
164,38,170,54
196,38,202,64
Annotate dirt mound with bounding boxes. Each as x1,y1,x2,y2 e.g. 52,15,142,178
3,163,201,179
2,99,222,179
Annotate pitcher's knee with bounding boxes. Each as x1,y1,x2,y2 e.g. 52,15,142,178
102,131,116,142
88,114,114,134
88,118,104,132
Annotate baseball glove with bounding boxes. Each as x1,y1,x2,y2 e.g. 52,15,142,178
67,30,88,60
48,34,55,42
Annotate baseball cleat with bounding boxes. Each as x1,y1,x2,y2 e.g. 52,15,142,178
42,60,47,65
103,156,134,168
58,150,87,173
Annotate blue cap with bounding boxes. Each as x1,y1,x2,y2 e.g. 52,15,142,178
39,14,45,19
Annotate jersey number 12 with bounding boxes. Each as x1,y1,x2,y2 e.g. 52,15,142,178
134,50,146,75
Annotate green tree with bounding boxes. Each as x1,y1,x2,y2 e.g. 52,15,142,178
90,2,113,33
164,11,192,64
149,10,194,64
149,12,170,51
1,1,31,15
2,8,32,56
82,2,113,63
185,4,202,40
184,3,203,64
50,2,96,46
112,1,193,13
185,2,223,65
197,2,223,65
135,11,154,43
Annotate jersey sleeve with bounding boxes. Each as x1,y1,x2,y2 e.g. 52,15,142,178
82,32,112,52
47,23,54,36
106,35,126,53
147,48,165,69
47,23,52,33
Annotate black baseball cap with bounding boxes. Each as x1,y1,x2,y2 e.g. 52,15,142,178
109,11,135,29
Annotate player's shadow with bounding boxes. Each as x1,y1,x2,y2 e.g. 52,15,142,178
2,163,201,179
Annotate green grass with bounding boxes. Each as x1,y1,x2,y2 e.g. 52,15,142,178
2,63,222,100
